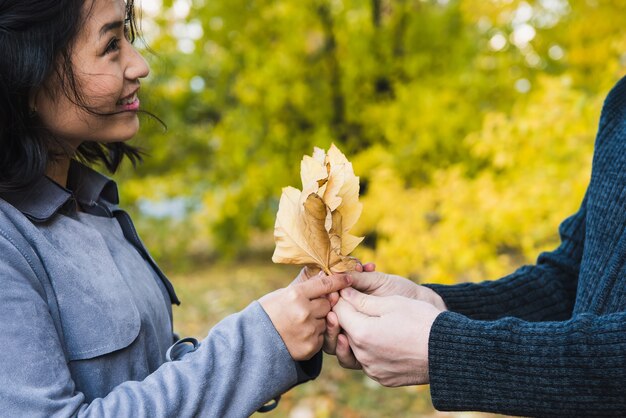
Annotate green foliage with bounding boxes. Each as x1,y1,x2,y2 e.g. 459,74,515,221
115,2,626,415
355,76,598,282
117,0,626,279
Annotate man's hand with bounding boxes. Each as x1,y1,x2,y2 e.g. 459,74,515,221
259,274,352,361
349,271,448,311
325,270,447,365
323,262,375,355
333,287,444,386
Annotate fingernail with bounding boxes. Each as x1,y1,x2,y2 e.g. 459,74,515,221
344,275,353,285
342,287,355,297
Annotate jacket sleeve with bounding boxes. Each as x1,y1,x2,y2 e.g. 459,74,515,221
0,233,318,418
428,310,626,416
424,193,586,322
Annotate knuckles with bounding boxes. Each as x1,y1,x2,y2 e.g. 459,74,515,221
348,324,369,348
318,276,334,294
292,306,310,324
299,339,321,359
354,294,369,312
362,365,391,387
286,286,302,301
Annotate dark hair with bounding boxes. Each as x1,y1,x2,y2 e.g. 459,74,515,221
0,0,144,191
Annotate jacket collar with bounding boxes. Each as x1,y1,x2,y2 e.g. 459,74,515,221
0,160,119,222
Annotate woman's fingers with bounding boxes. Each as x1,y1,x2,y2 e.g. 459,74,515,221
326,291,340,307
299,274,352,300
310,297,332,319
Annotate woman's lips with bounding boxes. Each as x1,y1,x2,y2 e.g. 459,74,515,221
117,93,140,111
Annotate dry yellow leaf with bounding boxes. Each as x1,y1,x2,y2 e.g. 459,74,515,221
272,144,363,274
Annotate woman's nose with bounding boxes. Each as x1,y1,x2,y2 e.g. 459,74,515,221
125,46,150,81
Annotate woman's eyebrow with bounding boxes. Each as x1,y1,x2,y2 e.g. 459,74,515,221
99,20,123,39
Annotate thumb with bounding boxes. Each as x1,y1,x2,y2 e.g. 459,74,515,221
299,273,352,299
332,296,369,331
340,287,391,317
348,271,387,294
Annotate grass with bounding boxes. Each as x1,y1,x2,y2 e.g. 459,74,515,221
169,259,510,418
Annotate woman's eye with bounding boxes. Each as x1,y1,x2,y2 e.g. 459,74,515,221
105,38,121,54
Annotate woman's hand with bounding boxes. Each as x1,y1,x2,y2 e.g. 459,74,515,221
287,263,379,357
323,262,376,355
259,274,352,361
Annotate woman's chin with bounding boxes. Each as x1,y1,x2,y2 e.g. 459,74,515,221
112,116,141,142
120,129,139,142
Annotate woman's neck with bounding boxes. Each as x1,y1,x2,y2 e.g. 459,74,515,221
46,158,71,188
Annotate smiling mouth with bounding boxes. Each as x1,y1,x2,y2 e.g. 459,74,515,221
117,92,138,106
116,92,140,111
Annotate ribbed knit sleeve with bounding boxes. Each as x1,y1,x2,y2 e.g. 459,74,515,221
428,311,626,417
424,193,586,322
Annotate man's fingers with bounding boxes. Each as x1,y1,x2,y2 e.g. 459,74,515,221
355,260,375,273
332,297,369,332
348,271,386,294
363,262,376,272
340,287,390,317
336,334,361,370
299,274,352,299
323,311,340,354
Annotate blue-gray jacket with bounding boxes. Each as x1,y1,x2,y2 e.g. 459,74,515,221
0,161,320,417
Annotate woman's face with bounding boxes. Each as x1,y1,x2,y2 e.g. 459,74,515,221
36,0,150,148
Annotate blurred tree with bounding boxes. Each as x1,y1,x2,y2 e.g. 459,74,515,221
118,0,626,278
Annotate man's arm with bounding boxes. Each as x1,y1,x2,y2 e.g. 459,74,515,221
425,192,586,322
428,310,626,416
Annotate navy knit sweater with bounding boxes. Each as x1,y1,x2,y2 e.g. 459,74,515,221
425,76,626,417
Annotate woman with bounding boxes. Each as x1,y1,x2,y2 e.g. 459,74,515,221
0,0,352,416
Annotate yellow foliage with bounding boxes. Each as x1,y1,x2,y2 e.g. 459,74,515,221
354,76,598,284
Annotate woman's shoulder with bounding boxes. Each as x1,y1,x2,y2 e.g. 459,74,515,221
0,197,39,243
0,199,52,304
0,198,50,281
0,198,30,239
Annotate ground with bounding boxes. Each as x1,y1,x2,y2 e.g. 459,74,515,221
169,259,509,418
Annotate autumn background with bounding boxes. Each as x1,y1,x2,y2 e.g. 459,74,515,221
116,0,626,416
